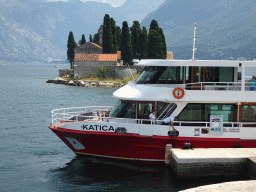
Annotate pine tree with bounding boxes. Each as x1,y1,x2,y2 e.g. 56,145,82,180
111,18,117,53
103,14,113,53
79,34,86,45
67,31,77,68
90,34,92,42
130,21,141,59
159,28,167,59
137,26,148,59
121,21,133,65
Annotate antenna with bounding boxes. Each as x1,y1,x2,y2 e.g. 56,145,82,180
192,23,197,61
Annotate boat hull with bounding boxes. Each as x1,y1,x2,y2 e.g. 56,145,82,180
49,125,256,165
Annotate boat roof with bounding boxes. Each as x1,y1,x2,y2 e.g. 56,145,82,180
133,59,256,67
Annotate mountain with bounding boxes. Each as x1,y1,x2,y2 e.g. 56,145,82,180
141,0,256,60
0,0,128,62
116,0,166,23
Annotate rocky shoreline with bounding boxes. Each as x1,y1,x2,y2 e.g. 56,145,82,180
46,77,125,87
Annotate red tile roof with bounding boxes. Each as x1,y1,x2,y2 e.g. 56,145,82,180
75,54,118,61
99,54,118,61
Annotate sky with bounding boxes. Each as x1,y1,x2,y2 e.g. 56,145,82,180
46,0,127,7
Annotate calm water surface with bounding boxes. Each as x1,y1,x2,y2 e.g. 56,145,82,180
0,62,247,192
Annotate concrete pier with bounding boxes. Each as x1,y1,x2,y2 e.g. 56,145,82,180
169,148,256,178
180,180,256,192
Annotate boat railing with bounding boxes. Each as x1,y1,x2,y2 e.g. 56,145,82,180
185,82,253,91
51,106,256,128
51,106,114,125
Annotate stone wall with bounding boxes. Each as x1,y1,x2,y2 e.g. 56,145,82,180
59,69,72,77
74,61,118,79
73,62,141,79
115,68,137,79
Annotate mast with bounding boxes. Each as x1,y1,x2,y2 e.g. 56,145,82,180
192,23,197,61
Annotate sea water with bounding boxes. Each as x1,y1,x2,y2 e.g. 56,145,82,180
0,62,246,192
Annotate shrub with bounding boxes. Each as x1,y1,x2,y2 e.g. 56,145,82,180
88,71,97,78
97,66,110,79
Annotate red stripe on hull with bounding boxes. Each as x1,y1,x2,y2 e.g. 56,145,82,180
49,126,256,164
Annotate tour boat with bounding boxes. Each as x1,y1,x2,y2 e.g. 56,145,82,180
48,58,256,164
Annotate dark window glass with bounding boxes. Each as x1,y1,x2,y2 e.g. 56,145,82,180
242,105,256,122
157,102,177,119
136,66,184,84
110,102,136,119
178,103,237,122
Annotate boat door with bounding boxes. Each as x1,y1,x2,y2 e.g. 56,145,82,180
239,103,256,140
239,103,256,124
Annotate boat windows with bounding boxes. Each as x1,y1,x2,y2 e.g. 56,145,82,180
138,102,153,119
188,67,234,83
178,103,237,122
242,105,256,122
157,102,177,119
136,66,184,84
136,66,234,85
110,101,136,119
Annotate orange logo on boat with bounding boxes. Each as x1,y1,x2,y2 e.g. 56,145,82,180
173,87,185,99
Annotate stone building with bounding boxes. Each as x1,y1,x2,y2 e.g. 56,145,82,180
73,42,125,79
74,53,120,79
74,42,103,54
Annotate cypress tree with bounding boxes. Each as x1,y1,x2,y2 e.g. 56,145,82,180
148,20,165,59
159,28,167,59
130,21,141,59
121,21,133,65
103,14,113,53
111,18,117,53
148,29,163,59
67,31,77,68
79,34,86,45
90,34,92,42
150,19,160,32
137,26,148,59
116,26,122,51
92,33,99,44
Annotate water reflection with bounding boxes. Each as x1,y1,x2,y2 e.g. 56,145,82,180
49,156,245,192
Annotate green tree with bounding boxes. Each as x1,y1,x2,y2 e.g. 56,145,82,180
148,29,164,59
111,18,117,53
97,66,110,79
78,34,86,45
150,19,160,32
116,26,122,51
130,21,141,59
121,21,133,65
159,28,167,59
148,20,165,59
93,33,99,44
103,14,113,53
137,26,148,59
67,31,77,68
90,34,92,42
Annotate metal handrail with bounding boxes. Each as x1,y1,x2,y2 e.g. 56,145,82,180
51,106,256,128
185,82,255,91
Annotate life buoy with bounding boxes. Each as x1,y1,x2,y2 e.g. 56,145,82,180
173,87,185,99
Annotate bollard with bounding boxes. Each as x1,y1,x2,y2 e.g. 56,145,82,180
165,144,172,164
